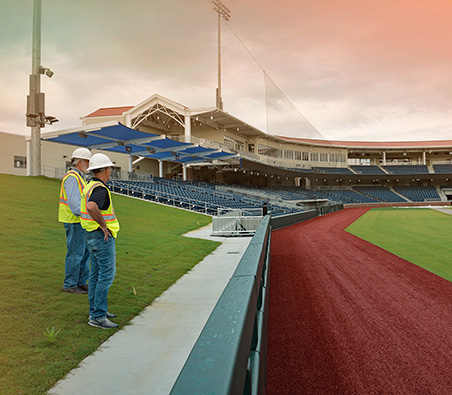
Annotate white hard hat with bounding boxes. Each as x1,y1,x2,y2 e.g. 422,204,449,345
71,147,92,160
87,153,115,171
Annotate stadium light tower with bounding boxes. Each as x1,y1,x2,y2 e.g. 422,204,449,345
211,0,231,110
26,0,58,176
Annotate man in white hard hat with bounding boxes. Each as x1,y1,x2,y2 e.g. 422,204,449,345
80,153,120,329
58,147,92,294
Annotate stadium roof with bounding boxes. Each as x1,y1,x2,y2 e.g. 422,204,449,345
41,122,236,164
278,136,452,149
85,106,134,118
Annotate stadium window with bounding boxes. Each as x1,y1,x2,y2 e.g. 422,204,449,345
284,150,294,160
258,144,278,158
311,152,319,162
235,140,244,152
223,136,234,150
320,153,328,162
14,156,27,169
295,151,302,160
302,152,309,161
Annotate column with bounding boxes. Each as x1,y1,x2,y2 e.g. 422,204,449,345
159,160,163,178
382,151,386,166
128,155,133,173
423,151,426,165
184,113,191,142
182,164,187,181
125,113,132,128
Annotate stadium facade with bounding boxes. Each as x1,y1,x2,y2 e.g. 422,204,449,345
3,93,452,201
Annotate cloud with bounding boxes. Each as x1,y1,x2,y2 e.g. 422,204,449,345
2,0,452,142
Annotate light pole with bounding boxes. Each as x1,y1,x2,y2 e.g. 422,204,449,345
211,0,231,110
26,0,58,176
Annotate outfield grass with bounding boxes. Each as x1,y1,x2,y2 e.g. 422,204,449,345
346,207,452,282
0,174,220,394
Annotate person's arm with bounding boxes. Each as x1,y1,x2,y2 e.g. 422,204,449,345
64,176,82,216
87,201,111,241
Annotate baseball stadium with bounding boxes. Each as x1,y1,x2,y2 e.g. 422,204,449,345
2,0,452,393
2,89,452,394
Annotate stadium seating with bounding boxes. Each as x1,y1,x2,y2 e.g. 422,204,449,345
312,167,355,174
394,186,441,202
353,186,408,202
350,165,386,174
321,189,379,204
108,178,302,217
433,164,452,174
383,165,430,174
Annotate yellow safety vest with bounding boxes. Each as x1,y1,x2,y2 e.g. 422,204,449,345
58,170,87,223
80,181,120,238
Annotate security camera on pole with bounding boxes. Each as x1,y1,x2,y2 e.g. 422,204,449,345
26,0,58,176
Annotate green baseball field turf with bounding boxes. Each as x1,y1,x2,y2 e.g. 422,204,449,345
346,207,452,282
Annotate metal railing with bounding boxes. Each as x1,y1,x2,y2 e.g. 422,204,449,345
212,209,264,236
171,215,271,395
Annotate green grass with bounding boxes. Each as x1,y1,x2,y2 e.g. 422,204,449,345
0,174,220,394
346,207,452,282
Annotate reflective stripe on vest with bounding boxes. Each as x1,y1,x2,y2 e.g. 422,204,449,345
58,170,86,223
80,181,120,238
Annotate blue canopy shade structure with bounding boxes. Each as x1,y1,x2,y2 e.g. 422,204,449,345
43,122,236,163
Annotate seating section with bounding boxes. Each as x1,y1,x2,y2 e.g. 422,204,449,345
433,164,452,174
321,189,379,204
350,165,386,174
394,186,441,202
108,178,302,217
312,167,355,174
108,177,448,209
383,165,429,174
353,186,408,202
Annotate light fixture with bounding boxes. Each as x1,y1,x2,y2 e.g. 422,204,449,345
39,66,54,78
44,115,59,125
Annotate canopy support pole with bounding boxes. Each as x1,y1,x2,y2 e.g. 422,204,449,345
128,155,133,173
184,113,191,142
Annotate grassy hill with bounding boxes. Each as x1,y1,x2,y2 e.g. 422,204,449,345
0,174,220,394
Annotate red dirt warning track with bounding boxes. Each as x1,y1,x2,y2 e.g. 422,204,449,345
267,207,452,394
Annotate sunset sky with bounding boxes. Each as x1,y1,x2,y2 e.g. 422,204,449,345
1,0,452,141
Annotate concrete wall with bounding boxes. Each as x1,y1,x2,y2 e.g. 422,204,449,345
0,132,27,176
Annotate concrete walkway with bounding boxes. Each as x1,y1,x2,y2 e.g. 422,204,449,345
49,224,252,395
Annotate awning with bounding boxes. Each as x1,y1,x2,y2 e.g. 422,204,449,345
43,122,236,164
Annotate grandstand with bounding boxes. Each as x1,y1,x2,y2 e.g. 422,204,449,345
433,164,452,173
350,165,386,174
394,186,441,202
353,186,408,203
3,93,452,210
383,165,430,174
4,93,452,395
108,178,302,217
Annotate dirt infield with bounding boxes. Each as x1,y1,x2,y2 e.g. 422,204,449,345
266,207,452,394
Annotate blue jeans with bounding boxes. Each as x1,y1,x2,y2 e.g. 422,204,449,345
86,230,116,319
63,223,90,289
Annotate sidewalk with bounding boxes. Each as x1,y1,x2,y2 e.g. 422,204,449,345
49,224,252,395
